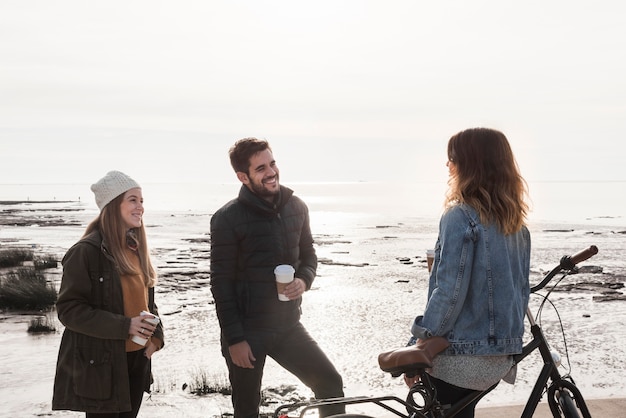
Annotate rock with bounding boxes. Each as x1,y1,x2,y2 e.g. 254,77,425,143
593,294,626,302
578,265,603,274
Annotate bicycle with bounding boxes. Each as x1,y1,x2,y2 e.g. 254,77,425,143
274,245,599,418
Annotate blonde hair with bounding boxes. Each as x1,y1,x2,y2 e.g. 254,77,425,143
84,193,157,287
445,128,529,235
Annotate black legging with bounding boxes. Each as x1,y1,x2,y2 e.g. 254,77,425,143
426,374,497,418
86,350,149,418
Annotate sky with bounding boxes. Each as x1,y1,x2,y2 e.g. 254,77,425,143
1,0,625,186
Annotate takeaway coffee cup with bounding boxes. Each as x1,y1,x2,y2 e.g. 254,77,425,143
274,264,295,301
131,311,160,346
426,249,435,273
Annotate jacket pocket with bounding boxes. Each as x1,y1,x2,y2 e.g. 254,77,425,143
73,345,112,400
89,270,112,309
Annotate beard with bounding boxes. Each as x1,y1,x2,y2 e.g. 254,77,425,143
249,174,280,200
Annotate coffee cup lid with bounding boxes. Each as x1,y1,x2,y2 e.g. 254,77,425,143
274,264,295,274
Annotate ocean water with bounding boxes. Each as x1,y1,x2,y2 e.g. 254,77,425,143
1,181,625,416
1,180,625,227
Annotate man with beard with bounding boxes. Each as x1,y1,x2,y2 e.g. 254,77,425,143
209,138,345,417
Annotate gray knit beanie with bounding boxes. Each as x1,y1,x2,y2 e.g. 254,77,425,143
91,171,141,210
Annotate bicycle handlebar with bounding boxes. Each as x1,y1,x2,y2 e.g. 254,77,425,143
568,245,599,266
530,245,598,293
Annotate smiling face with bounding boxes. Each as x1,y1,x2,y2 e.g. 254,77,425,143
237,148,280,202
120,187,144,229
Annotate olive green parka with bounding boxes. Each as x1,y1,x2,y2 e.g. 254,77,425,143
52,230,164,413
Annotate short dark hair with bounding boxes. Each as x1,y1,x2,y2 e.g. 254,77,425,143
229,137,272,173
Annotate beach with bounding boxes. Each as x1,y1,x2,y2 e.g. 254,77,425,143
1,181,625,417
3,0,626,415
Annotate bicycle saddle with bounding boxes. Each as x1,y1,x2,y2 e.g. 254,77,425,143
378,336,450,377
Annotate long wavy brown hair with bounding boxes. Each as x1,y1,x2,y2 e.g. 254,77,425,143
83,193,156,287
445,128,529,235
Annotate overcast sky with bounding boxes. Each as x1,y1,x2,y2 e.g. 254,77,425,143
1,0,624,186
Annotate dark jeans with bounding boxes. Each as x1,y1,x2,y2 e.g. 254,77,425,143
426,374,497,418
222,322,345,418
86,350,149,418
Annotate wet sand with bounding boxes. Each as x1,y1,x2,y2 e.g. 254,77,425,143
477,397,626,417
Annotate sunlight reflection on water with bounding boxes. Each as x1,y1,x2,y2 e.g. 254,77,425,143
1,182,625,416
1,180,624,227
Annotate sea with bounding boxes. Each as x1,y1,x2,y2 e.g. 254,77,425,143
0,180,624,227
1,180,625,417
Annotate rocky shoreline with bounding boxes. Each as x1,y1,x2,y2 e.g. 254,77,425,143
0,200,83,227
1,200,625,303
2,199,626,417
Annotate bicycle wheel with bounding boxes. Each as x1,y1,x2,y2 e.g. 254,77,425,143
547,383,584,418
560,392,581,418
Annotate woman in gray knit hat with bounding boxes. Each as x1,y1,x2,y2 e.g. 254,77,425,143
52,170,164,418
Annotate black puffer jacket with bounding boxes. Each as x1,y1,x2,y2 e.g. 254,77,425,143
210,185,317,346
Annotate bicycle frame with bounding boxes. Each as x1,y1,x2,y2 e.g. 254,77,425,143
513,307,591,418
274,395,424,418
274,246,598,418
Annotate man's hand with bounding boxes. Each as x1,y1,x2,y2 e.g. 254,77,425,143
229,341,256,368
283,278,306,300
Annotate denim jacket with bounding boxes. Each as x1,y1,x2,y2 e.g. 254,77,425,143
411,204,530,355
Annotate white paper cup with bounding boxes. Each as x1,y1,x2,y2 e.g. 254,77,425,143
274,264,295,301
426,249,435,273
131,311,160,346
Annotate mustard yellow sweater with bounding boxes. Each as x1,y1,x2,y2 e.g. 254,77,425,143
121,248,150,352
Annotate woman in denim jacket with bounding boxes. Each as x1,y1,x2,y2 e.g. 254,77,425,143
408,128,531,418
